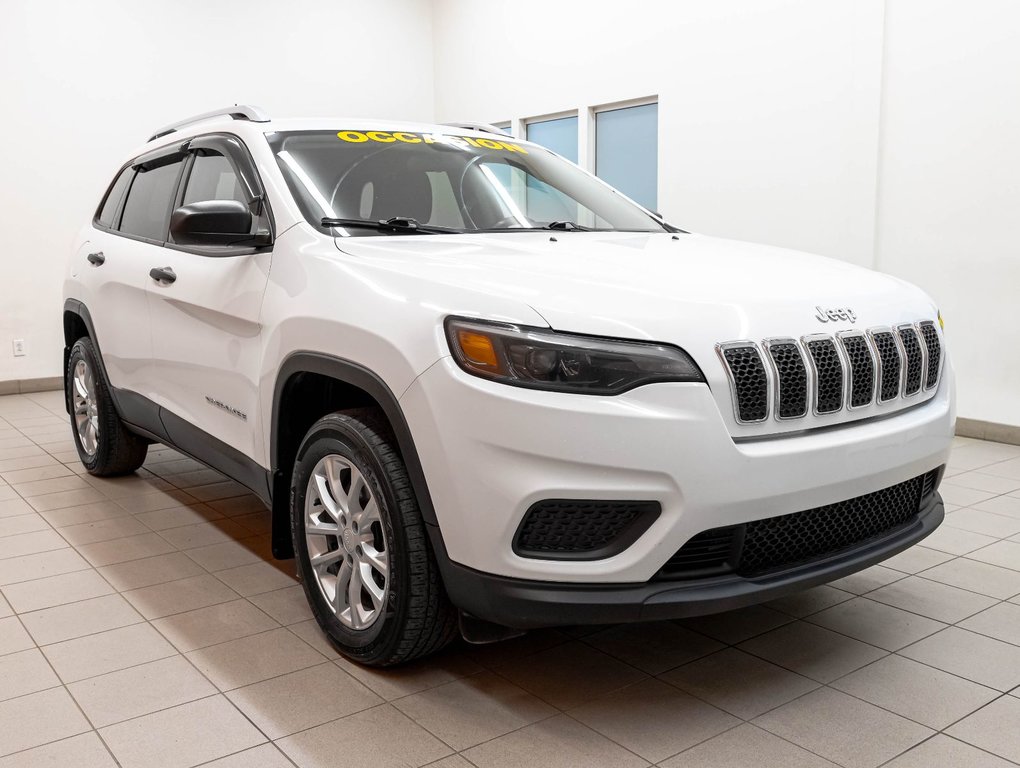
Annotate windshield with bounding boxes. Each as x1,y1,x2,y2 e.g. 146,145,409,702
266,129,670,235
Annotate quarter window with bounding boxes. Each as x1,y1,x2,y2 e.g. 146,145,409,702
97,167,134,228
118,158,184,241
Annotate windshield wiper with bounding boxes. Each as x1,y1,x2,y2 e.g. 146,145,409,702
321,216,460,234
539,221,592,231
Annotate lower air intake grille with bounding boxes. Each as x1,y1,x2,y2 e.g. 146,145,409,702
840,334,875,408
806,338,844,414
514,500,660,560
738,474,926,576
898,326,924,396
919,321,942,390
721,345,769,423
872,331,902,402
660,470,939,579
657,527,739,579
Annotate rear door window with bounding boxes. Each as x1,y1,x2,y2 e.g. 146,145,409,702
118,158,184,241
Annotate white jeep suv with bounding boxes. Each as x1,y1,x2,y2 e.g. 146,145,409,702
64,105,954,665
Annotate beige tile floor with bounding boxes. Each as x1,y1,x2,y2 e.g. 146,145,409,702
1,390,1019,767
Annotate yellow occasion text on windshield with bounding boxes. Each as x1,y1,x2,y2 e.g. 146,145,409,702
336,130,527,153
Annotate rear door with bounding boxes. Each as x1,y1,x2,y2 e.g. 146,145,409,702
78,151,185,423
143,134,274,466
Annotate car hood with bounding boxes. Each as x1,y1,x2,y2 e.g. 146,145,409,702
334,230,942,438
334,231,937,342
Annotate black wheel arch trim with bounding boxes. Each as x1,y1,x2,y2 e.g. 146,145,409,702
63,299,113,417
270,352,443,559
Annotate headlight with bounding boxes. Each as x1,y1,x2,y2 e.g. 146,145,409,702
445,317,705,395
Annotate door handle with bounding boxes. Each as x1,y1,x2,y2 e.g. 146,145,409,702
149,266,177,284
86,251,105,266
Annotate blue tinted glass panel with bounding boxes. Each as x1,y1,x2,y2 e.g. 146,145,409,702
595,103,658,210
526,116,578,164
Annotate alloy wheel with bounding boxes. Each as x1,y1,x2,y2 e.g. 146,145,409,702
304,454,390,630
72,359,99,456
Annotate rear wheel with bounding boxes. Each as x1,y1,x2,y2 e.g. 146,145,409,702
291,410,457,666
66,338,148,476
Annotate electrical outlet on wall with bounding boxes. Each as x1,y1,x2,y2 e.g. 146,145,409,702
12,339,26,357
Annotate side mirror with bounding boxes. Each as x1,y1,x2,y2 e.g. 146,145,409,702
170,199,264,247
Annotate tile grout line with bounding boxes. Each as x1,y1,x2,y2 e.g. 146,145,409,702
6,394,1020,764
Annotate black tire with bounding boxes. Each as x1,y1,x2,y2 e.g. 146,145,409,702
291,409,457,666
66,337,148,476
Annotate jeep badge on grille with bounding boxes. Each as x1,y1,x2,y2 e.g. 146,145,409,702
815,306,857,323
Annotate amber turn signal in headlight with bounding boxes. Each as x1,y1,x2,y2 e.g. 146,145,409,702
445,317,705,395
456,330,500,369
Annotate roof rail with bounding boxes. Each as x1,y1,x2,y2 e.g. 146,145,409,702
442,121,508,136
148,105,271,142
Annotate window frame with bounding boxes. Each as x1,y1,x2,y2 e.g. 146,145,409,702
92,132,275,256
167,133,276,257
111,149,188,246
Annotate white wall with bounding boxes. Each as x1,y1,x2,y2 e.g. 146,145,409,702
433,0,885,269
875,0,1020,426
0,0,435,382
433,0,1020,428
3,0,1018,428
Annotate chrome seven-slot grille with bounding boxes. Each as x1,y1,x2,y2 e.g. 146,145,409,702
719,321,943,425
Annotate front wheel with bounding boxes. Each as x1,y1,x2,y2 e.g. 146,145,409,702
291,410,457,666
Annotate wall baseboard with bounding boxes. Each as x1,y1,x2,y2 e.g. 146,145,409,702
957,417,1020,447
0,377,63,396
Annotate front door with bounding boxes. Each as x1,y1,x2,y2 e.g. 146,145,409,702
143,135,273,467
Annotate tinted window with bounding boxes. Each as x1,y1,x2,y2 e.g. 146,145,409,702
97,168,134,228
182,153,247,206
119,159,183,241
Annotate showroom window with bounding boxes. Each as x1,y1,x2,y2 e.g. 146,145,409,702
479,161,583,225
97,167,134,228
595,102,658,210
118,158,184,241
526,115,579,164
182,153,247,206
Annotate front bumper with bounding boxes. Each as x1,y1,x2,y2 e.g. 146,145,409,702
437,490,943,628
401,357,955,584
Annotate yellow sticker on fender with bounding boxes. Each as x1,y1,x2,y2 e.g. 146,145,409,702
336,130,527,153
